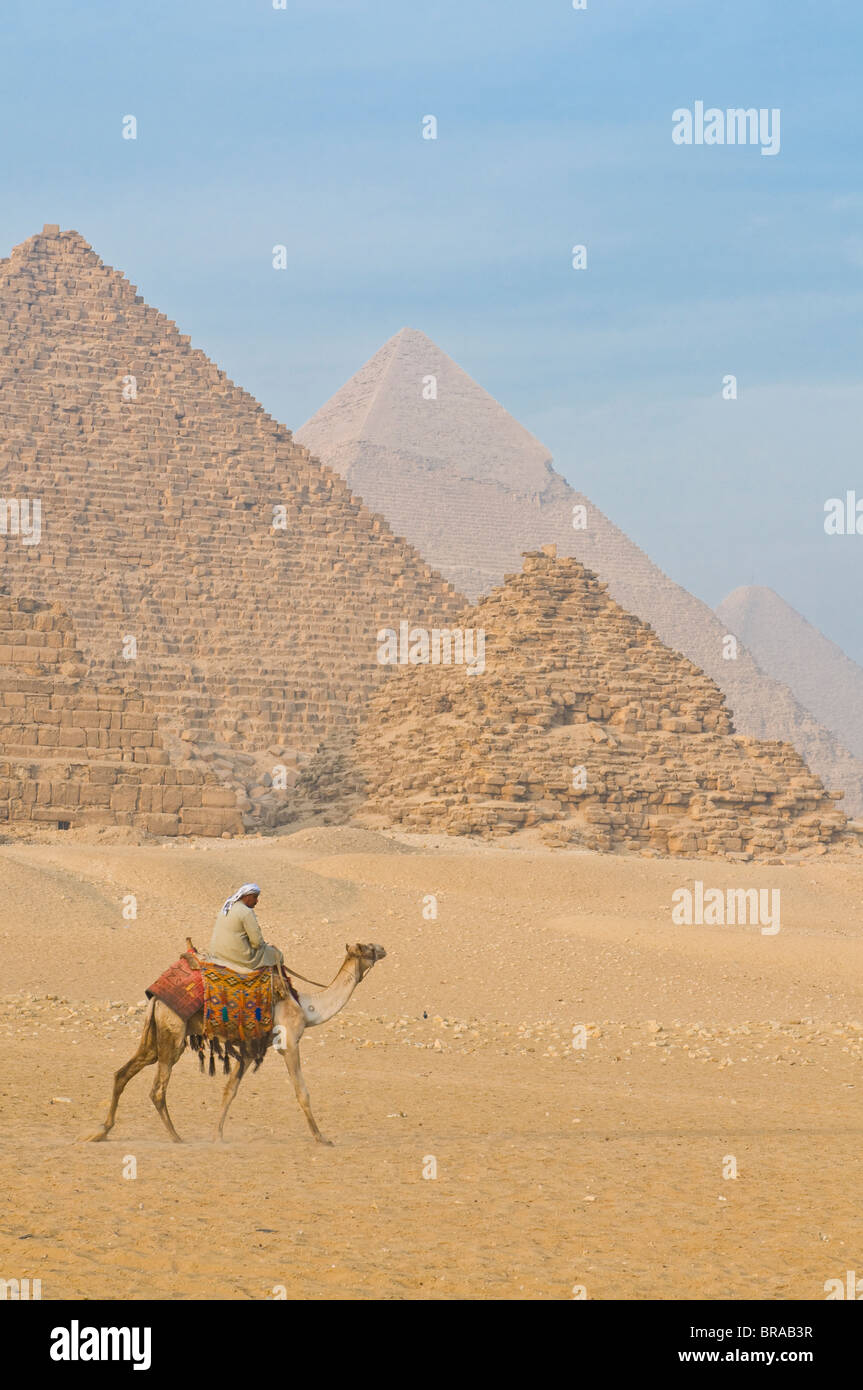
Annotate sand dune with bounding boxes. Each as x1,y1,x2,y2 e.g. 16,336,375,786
2,827,863,1299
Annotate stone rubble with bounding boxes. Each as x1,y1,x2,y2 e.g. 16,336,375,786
5,993,863,1071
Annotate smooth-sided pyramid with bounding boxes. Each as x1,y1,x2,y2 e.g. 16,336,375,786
0,229,462,784
298,551,854,860
717,587,863,765
0,594,240,835
298,329,863,814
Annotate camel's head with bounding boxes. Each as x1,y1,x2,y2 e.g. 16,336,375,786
346,942,387,979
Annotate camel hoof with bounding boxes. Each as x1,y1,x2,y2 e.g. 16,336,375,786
317,1136,335,1147
82,1130,108,1143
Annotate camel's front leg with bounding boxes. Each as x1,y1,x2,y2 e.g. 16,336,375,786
214,1057,246,1141
281,1042,333,1145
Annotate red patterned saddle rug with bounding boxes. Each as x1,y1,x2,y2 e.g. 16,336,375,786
145,955,205,1021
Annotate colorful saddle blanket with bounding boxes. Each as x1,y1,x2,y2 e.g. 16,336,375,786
202,962,274,1046
145,956,205,1021
146,953,294,1073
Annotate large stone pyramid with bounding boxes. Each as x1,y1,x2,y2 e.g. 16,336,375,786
717,586,863,765
0,230,462,783
296,326,556,536
297,329,863,814
298,551,852,860
0,595,239,835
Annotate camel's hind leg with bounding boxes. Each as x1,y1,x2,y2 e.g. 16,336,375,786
282,1042,333,1146
214,1056,247,1141
149,1009,187,1143
83,1001,158,1142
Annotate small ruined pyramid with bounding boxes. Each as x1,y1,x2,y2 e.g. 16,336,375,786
0,595,239,835
300,551,852,860
717,587,863,764
0,229,463,798
298,330,863,814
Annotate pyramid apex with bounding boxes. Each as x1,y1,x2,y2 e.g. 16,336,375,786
719,584,785,612
297,325,553,495
520,545,570,566
11,225,96,260
386,325,438,350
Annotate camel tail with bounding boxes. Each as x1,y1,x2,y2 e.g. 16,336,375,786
140,997,157,1050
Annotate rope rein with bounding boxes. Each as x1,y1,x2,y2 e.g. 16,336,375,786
280,963,329,990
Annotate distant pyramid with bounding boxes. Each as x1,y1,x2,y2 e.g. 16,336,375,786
297,327,556,519
298,329,863,814
297,551,853,860
717,587,863,764
0,230,462,803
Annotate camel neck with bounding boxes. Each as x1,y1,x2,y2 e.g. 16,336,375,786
300,957,360,1025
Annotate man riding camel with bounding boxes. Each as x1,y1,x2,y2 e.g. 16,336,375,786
207,882,284,970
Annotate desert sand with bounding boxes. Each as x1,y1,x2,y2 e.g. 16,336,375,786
2,824,862,1300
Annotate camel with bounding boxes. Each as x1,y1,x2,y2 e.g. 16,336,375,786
84,942,386,1146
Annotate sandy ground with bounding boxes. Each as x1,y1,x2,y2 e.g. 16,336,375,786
2,824,863,1301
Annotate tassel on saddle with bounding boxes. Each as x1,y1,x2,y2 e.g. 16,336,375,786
188,1033,271,1074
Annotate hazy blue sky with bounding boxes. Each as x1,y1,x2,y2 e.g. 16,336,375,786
2,1,862,659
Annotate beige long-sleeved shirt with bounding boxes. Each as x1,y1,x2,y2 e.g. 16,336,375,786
207,901,268,968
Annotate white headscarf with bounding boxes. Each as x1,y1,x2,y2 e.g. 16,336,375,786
220,883,261,916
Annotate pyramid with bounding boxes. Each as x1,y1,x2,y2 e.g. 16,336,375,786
717,587,863,764
0,230,463,794
297,329,863,814
297,551,853,860
0,595,239,835
296,326,556,520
